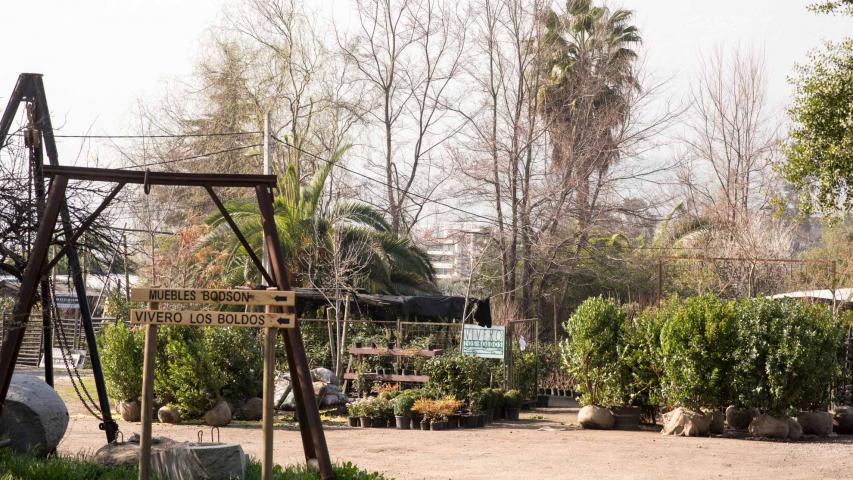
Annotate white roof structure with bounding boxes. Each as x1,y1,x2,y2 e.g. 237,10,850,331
769,287,853,304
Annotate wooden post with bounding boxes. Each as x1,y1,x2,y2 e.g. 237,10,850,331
262,294,277,480
139,302,158,480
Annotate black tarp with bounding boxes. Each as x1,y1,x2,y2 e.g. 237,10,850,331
294,288,491,326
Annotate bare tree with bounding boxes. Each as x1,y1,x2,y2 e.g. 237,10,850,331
338,0,468,235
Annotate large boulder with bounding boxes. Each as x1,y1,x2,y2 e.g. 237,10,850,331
833,406,853,434
797,411,833,436
749,414,789,439
158,405,181,424
577,405,615,430
117,400,141,422
0,374,69,456
236,397,263,421
204,399,232,427
725,405,756,431
93,435,178,467
311,367,339,385
787,417,803,441
661,408,710,437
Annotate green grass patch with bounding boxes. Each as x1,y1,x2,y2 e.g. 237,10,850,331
0,449,391,480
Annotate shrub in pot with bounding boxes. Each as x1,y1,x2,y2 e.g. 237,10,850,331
394,394,417,430
560,296,625,428
346,401,363,427
660,295,738,415
504,390,522,421
99,321,144,421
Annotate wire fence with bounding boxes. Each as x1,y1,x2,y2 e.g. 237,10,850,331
0,312,113,367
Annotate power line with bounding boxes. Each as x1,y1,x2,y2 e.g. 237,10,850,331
271,136,500,226
119,143,261,170
8,131,261,139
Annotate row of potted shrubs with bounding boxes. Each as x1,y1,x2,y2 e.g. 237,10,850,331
561,294,848,432
346,387,523,431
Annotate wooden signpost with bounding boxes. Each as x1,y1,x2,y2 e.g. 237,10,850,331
133,287,294,480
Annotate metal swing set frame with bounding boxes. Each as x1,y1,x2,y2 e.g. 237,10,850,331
0,73,333,479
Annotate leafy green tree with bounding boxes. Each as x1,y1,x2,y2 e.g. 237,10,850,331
809,0,853,14
200,147,435,294
99,322,144,402
783,39,853,217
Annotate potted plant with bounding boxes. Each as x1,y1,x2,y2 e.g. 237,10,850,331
346,401,361,427
504,390,522,421
559,296,625,430
412,398,437,430
491,388,506,420
435,396,462,430
394,394,416,429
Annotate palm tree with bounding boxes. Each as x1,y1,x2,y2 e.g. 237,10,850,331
199,147,436,294
538,0,642,249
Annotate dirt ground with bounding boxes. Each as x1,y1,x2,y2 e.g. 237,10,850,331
50,374,853,480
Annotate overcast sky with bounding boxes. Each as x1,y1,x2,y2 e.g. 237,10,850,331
0,0,850,167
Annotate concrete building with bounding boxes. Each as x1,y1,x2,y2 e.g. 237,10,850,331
418,224,490,281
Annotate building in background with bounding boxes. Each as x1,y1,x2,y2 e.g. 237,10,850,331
418,223,490,283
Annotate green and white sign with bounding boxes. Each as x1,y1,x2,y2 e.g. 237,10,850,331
461,325,505,359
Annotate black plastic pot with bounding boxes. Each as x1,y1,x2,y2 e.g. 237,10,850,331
536,394,549,408
420,419,431,431
476,414,486,428
611,406,641,430
505,407,520,421
460,415,476,428
354,341,363,348
387,342,396,350
359,417,371,428
448,414,460,429
348,416,359,427
395,415,412,429
431,420,447,431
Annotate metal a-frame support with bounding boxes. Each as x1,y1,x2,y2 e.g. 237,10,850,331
0,73,119,442
0,163,335,479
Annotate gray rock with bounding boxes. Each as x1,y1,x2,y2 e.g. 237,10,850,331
311,367,339,385
749,414,789,439
117,400,141,422
158,405,181,424
274,373,292,410
238,397,263,421
93,436,179,467
661,408,710,437
0,374,68,456
577,405,615,430
788,417,803,441
725,405,756,431
833,406,853,434
204,399,232,427
797,411,833,436
320,392,348,407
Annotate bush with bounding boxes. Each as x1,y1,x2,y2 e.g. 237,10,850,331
99,322,144,402
423,352,492,405
504,389,522,408
155,327,224,418
393,393,417,417
659,294,739,410
205,328,263,403
560,296,625,406
617,301,669,407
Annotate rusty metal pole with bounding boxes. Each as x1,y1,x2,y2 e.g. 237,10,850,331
255,185,334,480
0,175,67,413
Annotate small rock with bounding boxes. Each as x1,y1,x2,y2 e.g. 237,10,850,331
797,411,833,436
577,405,615,430
158,405,181,424
787,417,803,441
204,399,232,427
725,405,756,431
274,373,292,410
661,408,710,437
117,400,141,422
749,414,789,439
238,397,263,421
832,406,853,434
